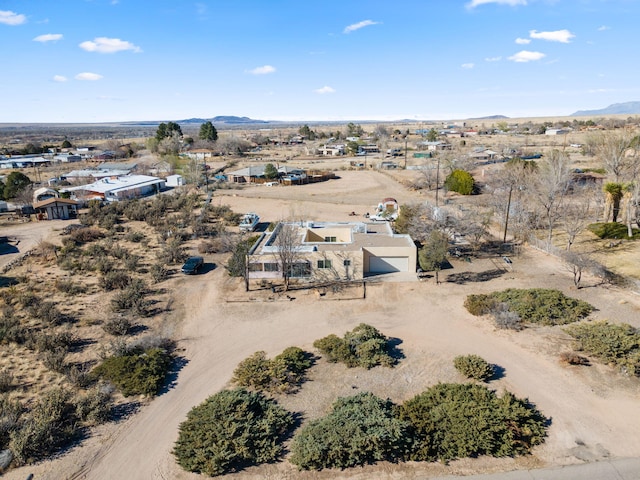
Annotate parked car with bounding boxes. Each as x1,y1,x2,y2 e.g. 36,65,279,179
181,256,204,274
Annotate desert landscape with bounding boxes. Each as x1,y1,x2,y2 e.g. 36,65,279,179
2,140,640,479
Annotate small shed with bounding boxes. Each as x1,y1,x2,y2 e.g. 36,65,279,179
33,198,78,220
166,174,184,187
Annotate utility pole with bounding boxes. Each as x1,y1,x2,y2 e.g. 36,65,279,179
435,155,441,207
404,135,408,169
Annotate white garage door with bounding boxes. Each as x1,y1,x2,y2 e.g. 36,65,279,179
369,256,409,273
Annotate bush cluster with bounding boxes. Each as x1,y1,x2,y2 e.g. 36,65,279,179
588,222,640,240
289,384,547,470
232,347,312,394
444,169,476,195
313,324,396,369
290,392,411,470
465,289,593,326
173,389,294,476
92,347,173,397
453,354,495,381
565,321,640,376
7,387,111,466
399,383,547,462
110,279,151,316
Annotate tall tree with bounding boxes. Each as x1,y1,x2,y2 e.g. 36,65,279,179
264,163,278,180
532,150,572,249
156,121,182,142
418,230,449,284
198,121,218,142
593,130,635,182
603,182,626,223
3,172,32,200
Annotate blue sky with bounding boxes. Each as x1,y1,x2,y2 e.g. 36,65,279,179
1,0,638,123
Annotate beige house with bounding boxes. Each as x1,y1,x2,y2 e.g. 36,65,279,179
247,221,416,282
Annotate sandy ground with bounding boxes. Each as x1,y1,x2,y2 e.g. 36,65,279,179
5,170,640,480
0,219,73,272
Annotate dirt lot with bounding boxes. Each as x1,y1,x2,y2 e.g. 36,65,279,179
4,169,640,480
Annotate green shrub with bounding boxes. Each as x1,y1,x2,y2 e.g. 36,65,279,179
290,392,411,470
0,313,28,345
150,262,169,283
0,394,22,450
124,231,145,242
465,289,593,326
454,355,495,381
0,369,14,393
102,316,133,336
69,227,104,244
232,347,312,394
110,279,150,316
444,169,476,195
74,387,112,426
565,321,640,376
9,388,77,465
28,301,68,326
93,347,173,397
313,324,396,369
102,270,131,291
399,383,547,462
588,222,640,240
173,388,294,476
54,279,87,295
463,294,497,316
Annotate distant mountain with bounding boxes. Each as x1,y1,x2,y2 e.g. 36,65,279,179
572,101,640,116
179,116,269,124
469,115,509,120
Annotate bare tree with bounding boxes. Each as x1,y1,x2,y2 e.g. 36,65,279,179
592,130,636,182
561,251,598,288
532,149,572,249
272,222,303,291
560,195,593,250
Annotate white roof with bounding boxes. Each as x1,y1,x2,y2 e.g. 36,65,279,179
65,175,163,194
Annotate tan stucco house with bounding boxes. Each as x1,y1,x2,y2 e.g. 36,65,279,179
247,221,417,282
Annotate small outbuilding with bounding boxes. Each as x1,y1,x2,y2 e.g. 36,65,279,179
33,198,78,220
166,174,184,187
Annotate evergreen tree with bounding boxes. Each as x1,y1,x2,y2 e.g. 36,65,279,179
198,121,218,142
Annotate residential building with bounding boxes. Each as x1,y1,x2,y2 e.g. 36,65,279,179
62,175,165,202
247,221,417,282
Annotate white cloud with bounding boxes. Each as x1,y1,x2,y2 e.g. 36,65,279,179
461,63,475,69
79,37,141,53
53,75,67,82
467,0,526,8
508,50,546,62
598,25,610,31
529,29,575,43
248,65,276,75
343,20,380,34
314,86,335,94
33,33,63,43
75,72,103,81
515,37,531,44
485,56,502,62
0,10,27,25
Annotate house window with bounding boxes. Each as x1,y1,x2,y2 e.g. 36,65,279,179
317,259,332,269
324,236,337,243
289,262,311,278
343,259,351,267
263,263,279,272
248,263,263,272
